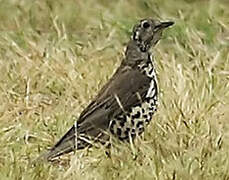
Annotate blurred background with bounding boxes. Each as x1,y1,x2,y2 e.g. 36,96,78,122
0,0,228,179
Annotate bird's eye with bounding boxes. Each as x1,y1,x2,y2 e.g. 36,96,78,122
142,21,150,29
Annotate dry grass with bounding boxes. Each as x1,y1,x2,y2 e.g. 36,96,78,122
0,0,229,179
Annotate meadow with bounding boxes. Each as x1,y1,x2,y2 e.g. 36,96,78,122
0,0,228,179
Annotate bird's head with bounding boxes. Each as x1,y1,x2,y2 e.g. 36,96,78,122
132,19,174,52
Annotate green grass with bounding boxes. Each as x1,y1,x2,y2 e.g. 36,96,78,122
0,0,229,179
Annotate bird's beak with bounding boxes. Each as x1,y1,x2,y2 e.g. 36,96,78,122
155,21,174,30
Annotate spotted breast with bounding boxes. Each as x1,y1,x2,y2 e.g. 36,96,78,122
109,55,158,140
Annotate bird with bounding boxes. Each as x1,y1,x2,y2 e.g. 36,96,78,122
38,18,174,161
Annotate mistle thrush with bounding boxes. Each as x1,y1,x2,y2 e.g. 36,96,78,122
39,18,174,161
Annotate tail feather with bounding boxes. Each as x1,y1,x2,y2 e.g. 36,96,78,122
36,122,104,162
38,125,92,161
37,126,76,161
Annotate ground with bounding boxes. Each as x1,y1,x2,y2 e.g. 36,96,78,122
0,0,229,179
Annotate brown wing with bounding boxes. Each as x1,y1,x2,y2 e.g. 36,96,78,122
77,65,151,134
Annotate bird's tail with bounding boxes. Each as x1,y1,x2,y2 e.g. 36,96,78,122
36,123,91,162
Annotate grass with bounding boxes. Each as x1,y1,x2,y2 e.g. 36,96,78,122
0,0,229,179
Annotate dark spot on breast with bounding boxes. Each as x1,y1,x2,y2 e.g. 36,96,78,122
116,115,124,121
116,115,127,124
145,97,151,103
131,119,135,125
149,67,154,75
143,114,148,119
124,130,129,136
149,106,155,111
119,120,125,127
138,127,144,133
142,108,145,113
147,54,151,61
136,121,144,128
149,112,153,116
117,128,122,136
142,71,146,76
150,101,156,106
131,129,136,134
132,111,141,119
